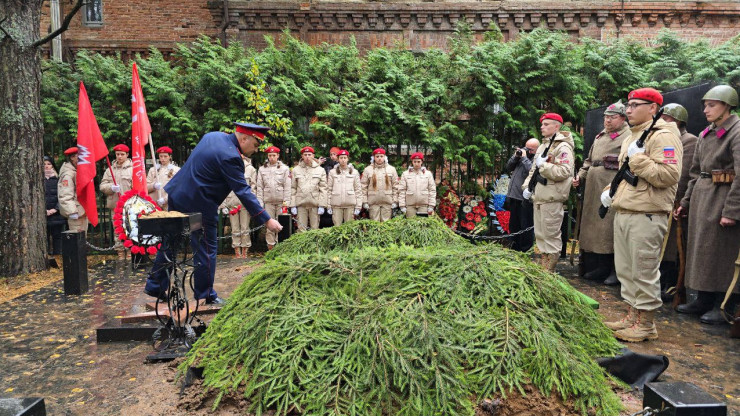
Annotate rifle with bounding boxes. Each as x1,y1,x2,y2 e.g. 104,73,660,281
598,108,664,219
725,250,740,338
569,175,582,266
527,134,557,194
671,215,687,308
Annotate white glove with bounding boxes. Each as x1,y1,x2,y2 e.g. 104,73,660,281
69,213,79,220
221,208,229,215
291,207,297,215
391,203,398,209
153,182,162,190
401,207,407,213
362,203,369,210
354,209,360,216
111,184,121,193
522,189,532,200
627,141,646,158
428,207,434,214
157,197,166,206
536,155,548,168
600,190,612,208
318,207,325,215
327,208,333,215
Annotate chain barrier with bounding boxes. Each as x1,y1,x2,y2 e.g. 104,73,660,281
216,223,266,240
627,407,671,416
85,241,117,252
454,225,535,241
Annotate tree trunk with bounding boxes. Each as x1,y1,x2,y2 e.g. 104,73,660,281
0,0,48,276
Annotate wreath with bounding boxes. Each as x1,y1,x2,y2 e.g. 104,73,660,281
113,189,163,256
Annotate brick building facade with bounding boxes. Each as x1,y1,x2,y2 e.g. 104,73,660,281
41,0,740,58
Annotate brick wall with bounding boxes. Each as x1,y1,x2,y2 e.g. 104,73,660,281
40,0,740,58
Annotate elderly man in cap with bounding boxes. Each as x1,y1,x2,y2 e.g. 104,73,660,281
147,146,180,210
144,122,283,304
361,148,399,222
573,101,630,285
290,146,328,232
398,152,436,218
522,113,575,272
658,103,697,302
100,143,133,259
58,147,88,233
601,88,682,342
256,146,291,250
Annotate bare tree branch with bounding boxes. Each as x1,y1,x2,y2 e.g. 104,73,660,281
32,0,85,48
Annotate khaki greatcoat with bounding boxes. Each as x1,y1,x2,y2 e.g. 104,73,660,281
662,128,698,263
577,124,630,254
680,114,740,294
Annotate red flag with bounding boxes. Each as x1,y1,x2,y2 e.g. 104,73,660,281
131,62,152,193
76,82,109,227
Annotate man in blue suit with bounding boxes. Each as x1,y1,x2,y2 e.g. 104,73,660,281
144,122,283,304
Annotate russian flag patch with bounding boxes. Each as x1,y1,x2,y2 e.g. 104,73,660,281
663,147,675,158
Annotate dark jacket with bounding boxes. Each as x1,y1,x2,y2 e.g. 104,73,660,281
505,153,533,201
45,175,66,226
323,159,338,176
164,132,271,225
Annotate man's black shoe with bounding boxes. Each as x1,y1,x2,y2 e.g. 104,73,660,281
144,289,168,302
676,292,714,315
205,297,225,305
699,307,727,325
603,269,619,286
583,265,610,281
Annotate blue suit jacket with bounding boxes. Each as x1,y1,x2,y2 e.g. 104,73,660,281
164,132,270,224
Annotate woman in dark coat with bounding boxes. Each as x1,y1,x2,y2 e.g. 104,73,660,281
44,155,66,255
675,85,740,324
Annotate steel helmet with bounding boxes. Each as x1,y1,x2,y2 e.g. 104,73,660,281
661,103,688,123
702,85,738,107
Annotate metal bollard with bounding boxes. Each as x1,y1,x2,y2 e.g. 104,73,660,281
277,214,293,242
62,231,88,295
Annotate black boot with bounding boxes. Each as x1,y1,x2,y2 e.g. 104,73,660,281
583,253,610,281
700,294,729,325
601,254,619,285
676,291,714,315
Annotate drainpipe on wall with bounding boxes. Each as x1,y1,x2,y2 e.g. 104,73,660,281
219,0,230,47
50,0,62,61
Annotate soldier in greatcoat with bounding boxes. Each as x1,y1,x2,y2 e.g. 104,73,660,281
657,104,697,301
675,85,740,324
573,101,630,285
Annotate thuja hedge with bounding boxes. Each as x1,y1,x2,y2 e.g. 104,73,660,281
180,218,624,415
42,27,740,181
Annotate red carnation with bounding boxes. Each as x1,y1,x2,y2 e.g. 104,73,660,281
118,233,127,241
474,215,482,223
465,212,474,221
147,246,158,256
123,240,134,248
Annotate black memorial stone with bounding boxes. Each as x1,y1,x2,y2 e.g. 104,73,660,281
644,382,727,416
0,398,46,416
62,231,88,295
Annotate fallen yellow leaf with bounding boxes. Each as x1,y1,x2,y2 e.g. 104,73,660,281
71,388,83,393
50,353,60,359
4,388,13,393
129,377,136,381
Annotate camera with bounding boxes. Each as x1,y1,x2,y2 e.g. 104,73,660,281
516,149,523,157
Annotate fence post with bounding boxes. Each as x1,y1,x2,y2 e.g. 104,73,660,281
62,231,88,295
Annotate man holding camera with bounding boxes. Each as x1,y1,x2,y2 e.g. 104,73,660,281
505,138,540,252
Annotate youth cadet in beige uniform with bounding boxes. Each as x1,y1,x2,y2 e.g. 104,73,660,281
327,149,362,226
146,146,180,210
361,148,398,222
398,152,436,218
220,155,258,257
256,146,291,250
522,113,575,272
290,146,328,232
602,88,682,342
100,143,133,259
58,147,88,233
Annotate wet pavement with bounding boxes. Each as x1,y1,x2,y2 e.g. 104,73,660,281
0,256,737,415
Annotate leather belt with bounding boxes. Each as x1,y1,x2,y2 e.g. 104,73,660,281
700,172,712,178
591,161,603,167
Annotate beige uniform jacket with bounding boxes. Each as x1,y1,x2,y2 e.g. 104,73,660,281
290,160,328,208
100,159,133,209
361,162,398,206
220,158,257,209
611,118,682,214
399,167,436,209
256,161,291,206
146,163,180,202
522,131,575,204
58,162,85,218
327,164,362,210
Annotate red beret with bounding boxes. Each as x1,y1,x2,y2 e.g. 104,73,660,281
539,113,563,124
265,146,280,154
156,146,172,154
372,148,386,155
64,146,78,155
300,146,315,154
628,88,663,106
113,144,130,153
329,147,341,155
337,149,349,157
410,152,424,160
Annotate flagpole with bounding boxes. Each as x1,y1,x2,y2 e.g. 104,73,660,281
147,133,164,202
105,155,120,195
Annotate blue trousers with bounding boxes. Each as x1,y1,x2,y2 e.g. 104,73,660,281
144,199,219,301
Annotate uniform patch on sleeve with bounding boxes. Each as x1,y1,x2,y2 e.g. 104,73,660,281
663,159,677,164
559,152,570,165
663,147,675,158
62,180,68,186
